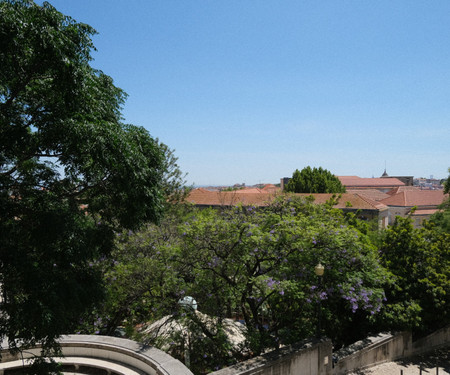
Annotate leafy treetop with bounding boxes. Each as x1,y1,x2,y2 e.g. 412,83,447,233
0,0,182,360
285,166,346,194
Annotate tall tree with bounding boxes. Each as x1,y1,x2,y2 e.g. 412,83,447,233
378,216,450,336
0,0,180,361
285,166,346,193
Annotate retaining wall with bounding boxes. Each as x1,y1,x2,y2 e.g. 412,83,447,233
210,338,333,375
333,325,450,375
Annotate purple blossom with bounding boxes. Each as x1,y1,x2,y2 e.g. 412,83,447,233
266,278,280,289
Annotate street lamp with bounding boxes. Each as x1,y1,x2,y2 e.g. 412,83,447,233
178,296,197,368
315,263,324,337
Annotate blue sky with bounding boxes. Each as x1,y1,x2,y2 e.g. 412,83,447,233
40,1,450,185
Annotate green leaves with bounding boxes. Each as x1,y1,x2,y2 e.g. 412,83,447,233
1,0,183,362
285,166,346,193
379,215,450,335
174,197,389,351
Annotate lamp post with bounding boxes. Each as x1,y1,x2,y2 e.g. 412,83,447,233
178,296,197,369
315,263,324,338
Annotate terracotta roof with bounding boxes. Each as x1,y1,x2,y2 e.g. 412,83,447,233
347,189,390,201
411,208,439,216
386,186,422,195
338,176,404,188
295,193,388,211
186,189,277,207
379,190,447,207
186,189,387,211
262,184,280,192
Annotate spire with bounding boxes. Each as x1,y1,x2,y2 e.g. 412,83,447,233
381,161,388,177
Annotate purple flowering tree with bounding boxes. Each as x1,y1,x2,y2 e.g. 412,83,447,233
178,196,390,354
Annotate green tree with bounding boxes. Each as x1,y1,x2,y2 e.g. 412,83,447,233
0,0,180,362
443,167,450,195
97,198,390,373
177,197,388,355
378,216,450,336
429,198,450,234
285,166,346,193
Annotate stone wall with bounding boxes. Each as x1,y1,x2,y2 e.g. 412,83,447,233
411,326,450,356
333,332,410,375
333,326,450,375
210,338,333,375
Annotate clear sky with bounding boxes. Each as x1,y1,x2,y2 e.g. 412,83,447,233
39,1,450,186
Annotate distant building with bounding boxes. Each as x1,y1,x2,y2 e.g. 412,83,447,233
186,186,389,229
337,176,404,193
414,177,444,190
379,187,447,227
379,168,414,186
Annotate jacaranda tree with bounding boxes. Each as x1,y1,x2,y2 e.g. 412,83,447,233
93,197,391,374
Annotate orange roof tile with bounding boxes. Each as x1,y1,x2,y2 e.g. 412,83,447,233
295,193,388,211
338,176,404,188
347,189,390,201
233,188,264,194
186,189,387,211
186,189,276,207
262,184,280,192
379,190,447,207
386,186,422,195
411,208,439,216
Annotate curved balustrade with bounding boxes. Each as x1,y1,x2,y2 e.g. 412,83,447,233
0,335,193,375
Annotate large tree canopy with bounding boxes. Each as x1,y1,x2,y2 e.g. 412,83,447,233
285,166,346,193
0,0,179,358
91,198,391,373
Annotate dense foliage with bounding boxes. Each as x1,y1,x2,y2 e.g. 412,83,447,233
285,166,346,193
84,192,450,374
1,2,447,374
378,215,450,336
89,197,395,373
0,0,181,362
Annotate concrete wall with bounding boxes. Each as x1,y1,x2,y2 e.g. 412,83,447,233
411,326,450,356
333,326,450,375
333,332,410,375
210,338,333,375
0,335,193,375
